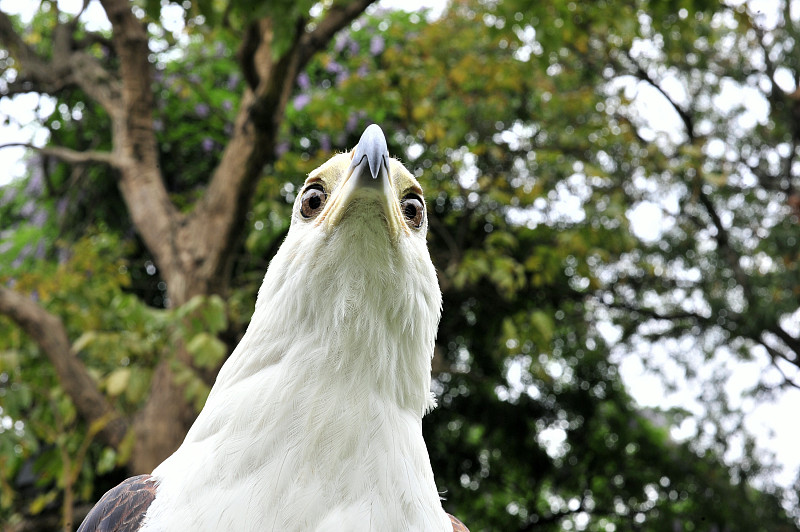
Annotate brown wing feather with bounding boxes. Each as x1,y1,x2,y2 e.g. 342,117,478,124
448,513,470,532
79,475,462,531
77,474,157,532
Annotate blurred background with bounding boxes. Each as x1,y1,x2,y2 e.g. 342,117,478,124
1,0,799,530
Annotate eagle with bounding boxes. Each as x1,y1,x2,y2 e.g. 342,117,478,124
77,125,469,532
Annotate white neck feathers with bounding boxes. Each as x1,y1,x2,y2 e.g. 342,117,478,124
142,210,449,532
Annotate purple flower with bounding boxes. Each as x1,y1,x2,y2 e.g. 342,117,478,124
195,103,210,118
346,113,359,133
202,138,214,152
275,141,290,158
31,209,48,228
297,72,310,91
26,168,44,196
58,247,70,264
370,35,385,56
34,240,46,259
20,200,35,218
12,243,31,268
222,100,233,112
320,134,331,152
0,187,16,208
334,34,347,53
227,73,241,90
325,60,343,74
293,94,311,111
357,64,369,77
57,198,68,217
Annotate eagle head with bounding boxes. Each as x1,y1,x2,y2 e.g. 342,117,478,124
250,124,442,414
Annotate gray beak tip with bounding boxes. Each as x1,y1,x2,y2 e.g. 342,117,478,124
351,124,389,179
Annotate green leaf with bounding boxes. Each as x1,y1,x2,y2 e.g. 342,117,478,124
72,331,97,353
28,491,57,515
125,368,151,405
96,448,117,474
531,311,554,345
186,332,227,369
202,295,228,334
105,368,131,397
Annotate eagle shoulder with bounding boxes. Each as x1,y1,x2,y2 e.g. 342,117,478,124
77,474,157,532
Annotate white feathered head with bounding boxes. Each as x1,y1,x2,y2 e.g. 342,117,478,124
250,124,442,415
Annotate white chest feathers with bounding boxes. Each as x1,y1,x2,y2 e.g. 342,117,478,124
140,381,450,531
140,135,451,531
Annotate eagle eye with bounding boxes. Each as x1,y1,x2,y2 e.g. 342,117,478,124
300,184,327,219
400,193,425,229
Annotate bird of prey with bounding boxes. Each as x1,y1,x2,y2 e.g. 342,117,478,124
77,124,469,532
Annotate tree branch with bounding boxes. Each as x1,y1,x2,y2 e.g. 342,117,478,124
298,0,376,65
759,341,800,390
751,18,784,103
96,0,181,296
0,75,66,97
695,185,753,300
767,324,800,365
606,299,711,324
98,0,160,168
0,142,117,167
0,7,120,107
0,286,128,448
73,29,114,52
623,50,695,140
0,10,43,73
617,51,746,292
0,10,71,98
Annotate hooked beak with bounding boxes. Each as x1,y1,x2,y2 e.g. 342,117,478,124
318,124,406,240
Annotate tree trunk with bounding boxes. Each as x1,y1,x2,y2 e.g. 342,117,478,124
130,363,197,473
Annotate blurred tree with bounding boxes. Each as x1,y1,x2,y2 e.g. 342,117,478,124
0,0,798,531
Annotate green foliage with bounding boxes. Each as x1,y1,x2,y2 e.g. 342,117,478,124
1,0,799,529
152,32,244,209
0,232,142,522
0,229,233,520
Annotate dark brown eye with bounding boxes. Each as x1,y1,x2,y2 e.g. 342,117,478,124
400,194,424,229
300,184,327,219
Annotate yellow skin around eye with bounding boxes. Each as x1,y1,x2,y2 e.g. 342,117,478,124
299,152,426,239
